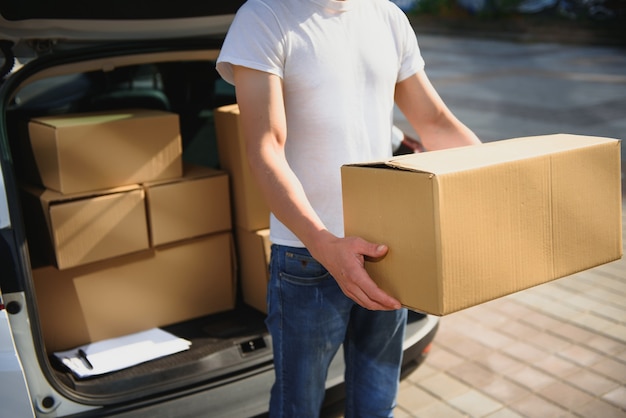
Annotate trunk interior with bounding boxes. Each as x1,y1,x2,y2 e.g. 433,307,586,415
4,45,275,402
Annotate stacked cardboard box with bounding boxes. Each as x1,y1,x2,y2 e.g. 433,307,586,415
22,184,151,269
215,104,271,313
143,164,231,247
28,109,183,194
25,108,236,352
33,234,234,352
235,228,271,314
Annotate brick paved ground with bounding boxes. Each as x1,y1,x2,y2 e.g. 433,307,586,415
397,217,626,417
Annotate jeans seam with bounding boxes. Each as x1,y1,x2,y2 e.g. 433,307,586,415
277,253,285,418
344,323,354,418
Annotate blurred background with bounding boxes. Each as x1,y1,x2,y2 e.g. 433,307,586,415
385,4,626,416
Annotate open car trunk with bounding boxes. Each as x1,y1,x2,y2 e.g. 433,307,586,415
0,40,280,408
0,5,439,415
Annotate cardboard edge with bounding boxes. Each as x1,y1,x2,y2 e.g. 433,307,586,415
228,232,238,307
214,103,270,231
431,177,445,316
27,120,62,191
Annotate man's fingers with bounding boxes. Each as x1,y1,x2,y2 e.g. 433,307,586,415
316,235,399,310
340,263,401,311
355,243,399,309
355,241,388,261
359,280,402,311
349,286,401,311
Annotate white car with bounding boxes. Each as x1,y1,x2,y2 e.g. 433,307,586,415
0,3,439,417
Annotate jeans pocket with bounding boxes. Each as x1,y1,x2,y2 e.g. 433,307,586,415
280,250,331,286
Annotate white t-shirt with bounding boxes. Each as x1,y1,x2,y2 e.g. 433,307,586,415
217,0,424,247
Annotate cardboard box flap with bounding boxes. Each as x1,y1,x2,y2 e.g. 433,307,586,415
23,183,142,203
380,134,620,176
22,183,143,235
143,163,225,187
216,103,239,116
30,109,174,128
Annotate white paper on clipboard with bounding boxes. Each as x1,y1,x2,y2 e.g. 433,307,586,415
54,328,191,379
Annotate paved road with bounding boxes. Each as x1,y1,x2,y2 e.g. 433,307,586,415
396,33,626,178
391,34,626,418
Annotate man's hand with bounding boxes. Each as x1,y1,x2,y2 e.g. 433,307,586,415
309,233,402,311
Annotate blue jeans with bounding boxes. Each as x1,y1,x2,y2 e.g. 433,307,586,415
266,244,407,418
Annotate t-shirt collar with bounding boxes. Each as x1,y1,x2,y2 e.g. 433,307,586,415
311,0,354,12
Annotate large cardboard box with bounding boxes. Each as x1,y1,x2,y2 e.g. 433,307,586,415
214,104,270,231
28,109,182,194
342,134,623,316
235,228,271,313
22,184,150,270
33,233,236,352
144,165,232,247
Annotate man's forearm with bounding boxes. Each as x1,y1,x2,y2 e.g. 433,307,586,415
246,141,333,254
419,114,481,151
395,71,481,151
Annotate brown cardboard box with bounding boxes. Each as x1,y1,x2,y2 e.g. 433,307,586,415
22,184,150,270
33,233,236,352
144,165,232,246
342,134,623,316
214,104,270,231
235,228,271,313
28,109,182,194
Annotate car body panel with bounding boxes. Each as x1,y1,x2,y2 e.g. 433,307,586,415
0,2,244,43
0,300,36,418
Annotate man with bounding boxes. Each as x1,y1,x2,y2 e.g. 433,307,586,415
216,0,481,416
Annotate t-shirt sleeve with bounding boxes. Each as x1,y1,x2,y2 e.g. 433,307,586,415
393,7,425,82
216,1,285,85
